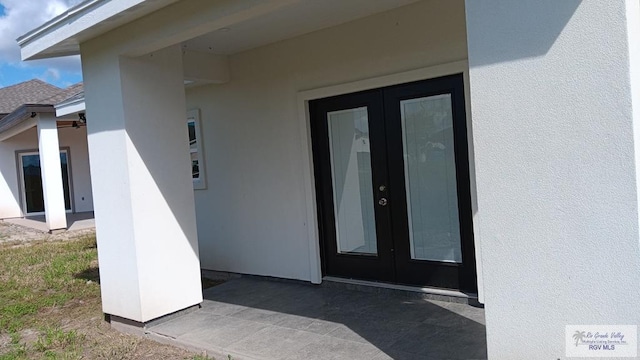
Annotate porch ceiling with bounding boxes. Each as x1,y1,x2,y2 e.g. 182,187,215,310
19,0,420,60
182,0,420,55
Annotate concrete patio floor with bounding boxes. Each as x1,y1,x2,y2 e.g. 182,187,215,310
4,211,95,232
146,277,487,360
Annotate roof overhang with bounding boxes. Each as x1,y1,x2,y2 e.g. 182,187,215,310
0,105,54,141
0,103,88,141
17,0,178,60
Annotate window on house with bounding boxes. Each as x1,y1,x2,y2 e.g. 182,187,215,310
188,109,206,190
18,149,72,214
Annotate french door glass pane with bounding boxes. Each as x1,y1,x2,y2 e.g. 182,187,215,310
401,94,462,263
60,153,71,210
22,154,44,213
327,107,378,255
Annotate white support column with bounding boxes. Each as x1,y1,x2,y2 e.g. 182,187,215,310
81,42,202,323
37,113,67,231
466,0,640,358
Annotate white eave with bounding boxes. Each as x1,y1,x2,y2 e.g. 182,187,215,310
17,0,178,60
55,93,86,117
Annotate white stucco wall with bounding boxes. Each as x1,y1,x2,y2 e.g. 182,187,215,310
0,125,93,219
466,0,640,358
186,0,469,281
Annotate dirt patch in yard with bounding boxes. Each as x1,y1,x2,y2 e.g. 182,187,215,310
0,231,215,360
0,221,96,245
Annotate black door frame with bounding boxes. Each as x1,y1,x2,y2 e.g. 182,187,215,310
310,73,477,292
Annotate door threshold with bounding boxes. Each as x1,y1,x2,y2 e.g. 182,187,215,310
322,276,479,304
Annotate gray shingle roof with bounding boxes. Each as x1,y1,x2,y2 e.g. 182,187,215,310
41,83,84,105
0,79,83,114
0,79,60,113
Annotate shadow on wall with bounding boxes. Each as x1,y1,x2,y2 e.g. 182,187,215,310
465,0,581,67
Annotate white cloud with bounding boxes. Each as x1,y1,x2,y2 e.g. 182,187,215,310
0,0,83,75
40,67,61,82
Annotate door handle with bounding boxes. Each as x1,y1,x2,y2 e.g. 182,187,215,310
378,198,388,206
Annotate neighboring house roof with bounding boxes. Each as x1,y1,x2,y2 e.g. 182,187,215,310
40,83,84,105
0,104,55,137
0,80,84,138
0,79,62,114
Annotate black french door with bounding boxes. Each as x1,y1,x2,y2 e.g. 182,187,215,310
310,74,477,292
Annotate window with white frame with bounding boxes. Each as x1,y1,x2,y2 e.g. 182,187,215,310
187,109,206,190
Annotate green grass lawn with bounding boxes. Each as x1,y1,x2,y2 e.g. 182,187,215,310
0,235,213,360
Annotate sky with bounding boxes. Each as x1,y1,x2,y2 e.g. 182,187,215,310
0,0,84,89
